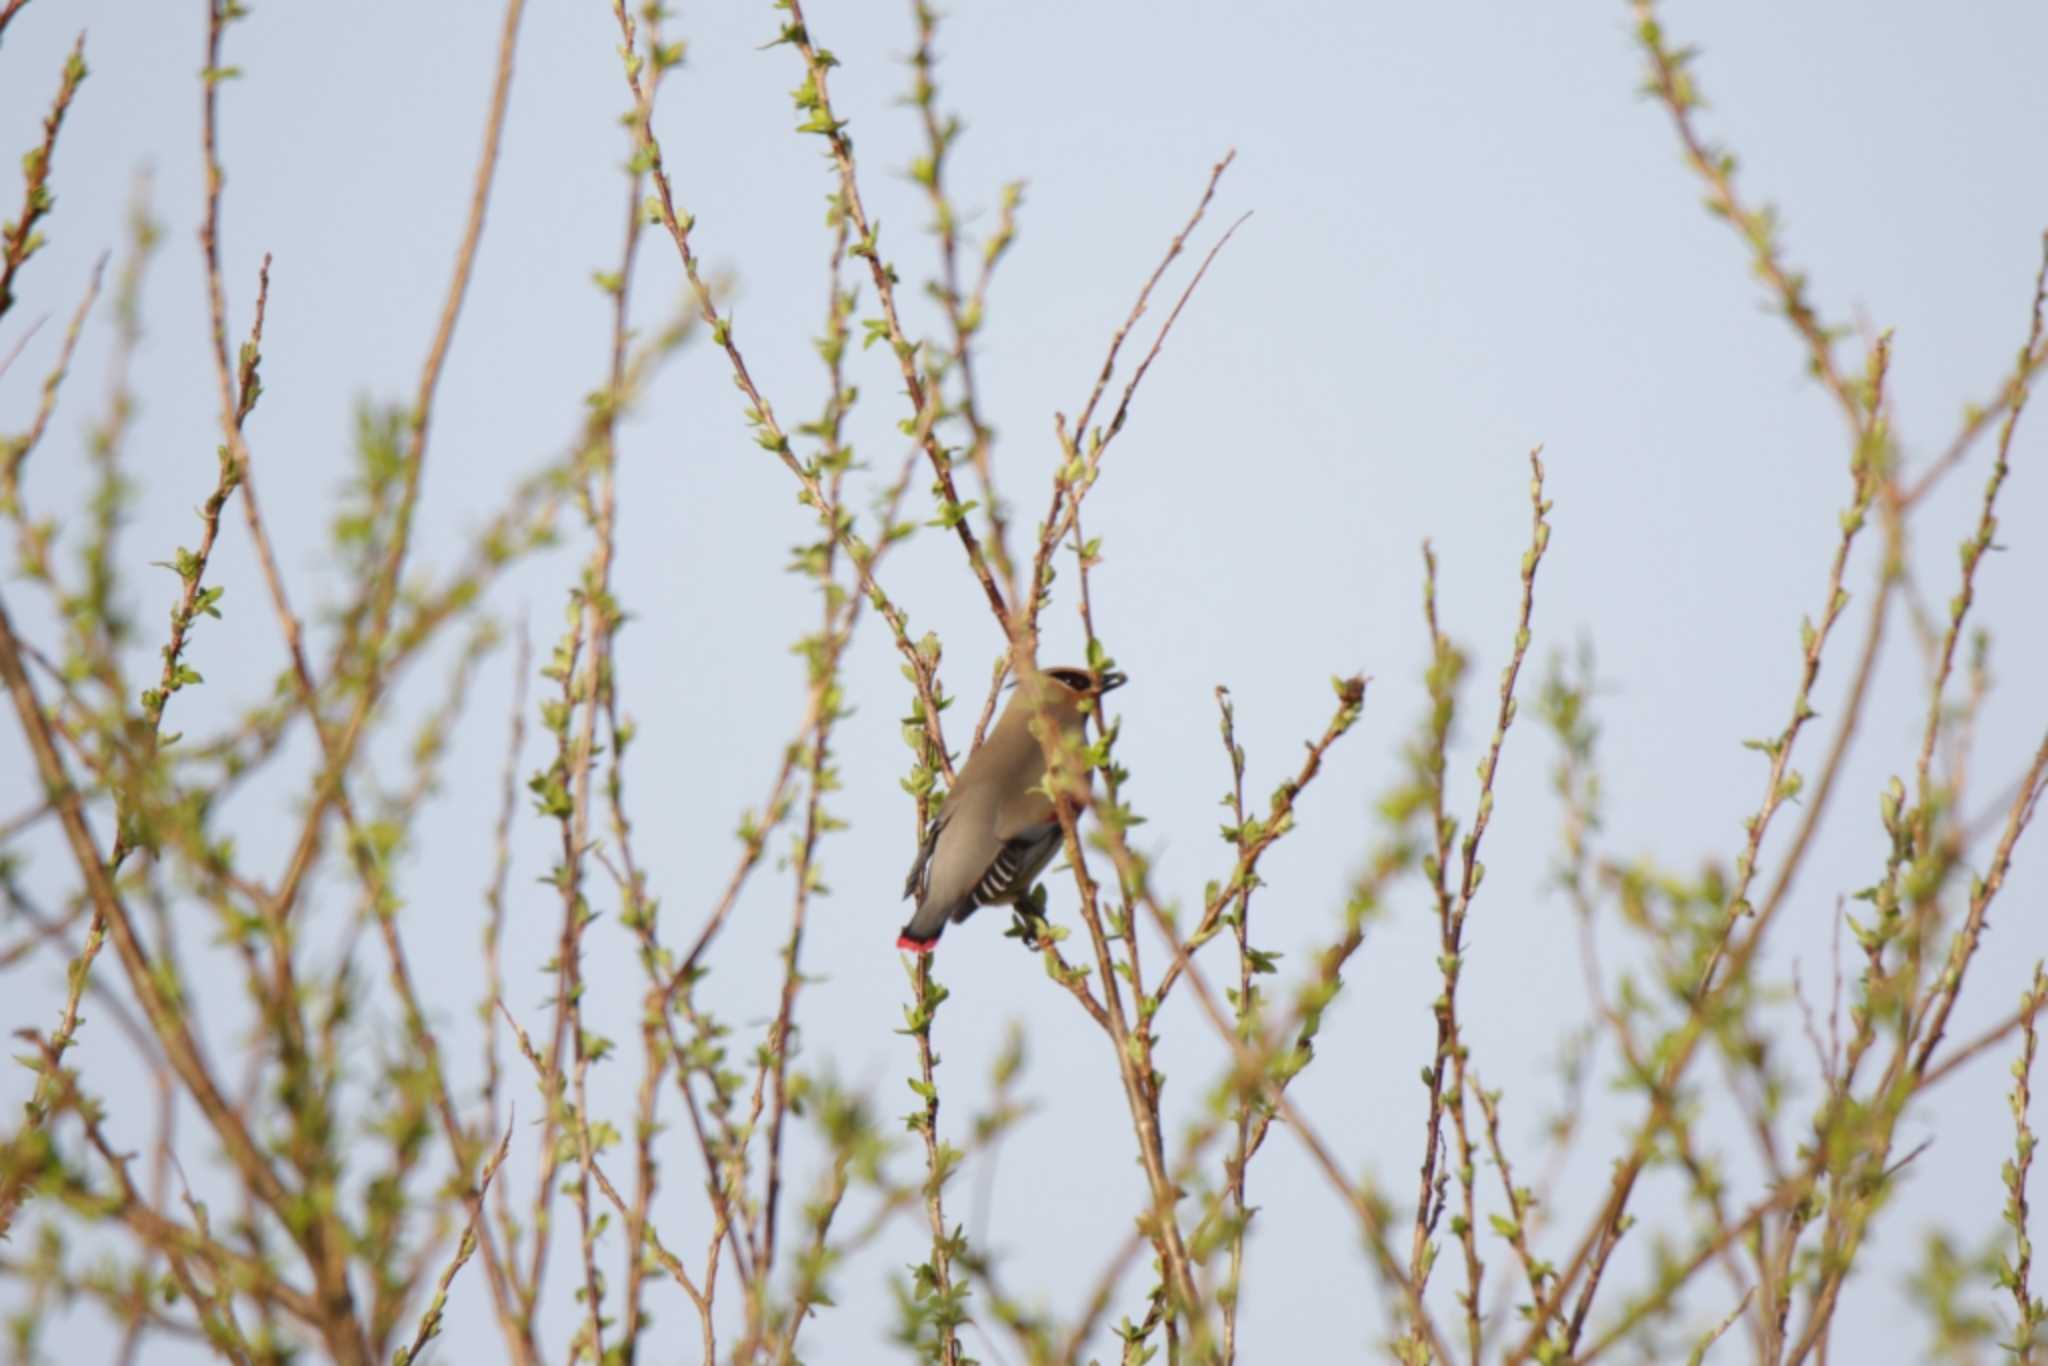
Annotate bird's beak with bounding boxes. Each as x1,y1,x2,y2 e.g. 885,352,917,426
1097,671,1128,694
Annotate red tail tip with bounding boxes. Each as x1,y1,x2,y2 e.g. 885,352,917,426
896,932,938,955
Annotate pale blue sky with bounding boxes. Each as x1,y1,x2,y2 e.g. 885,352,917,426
3,2,2045,1360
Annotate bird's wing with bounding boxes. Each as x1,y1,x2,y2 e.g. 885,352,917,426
902,811,949,903
956,822,1063,921
899,819,1062,950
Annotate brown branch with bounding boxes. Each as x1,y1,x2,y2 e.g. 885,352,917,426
753,179,870,1349
2,250,102,512
1908,231,2047,848
1910,730,2048,1076
195,4,329,771
1071,154,1233,460
0,592,371,1359
0,0,38,48
1153,674,1369,1006
906,1,1023,599
1216,686,1253,1366
616,38,960,881
1631,0,1862,429
1107,819,1454,1361
1900,229,2048,508
1469,1072,1550,1316
264,0,528,925
367,0,530,666
0,33,85,321
1028,721,1207,1337
1574,1185,1802,1364
395,1119,515,1366
776,0,1011,628
1026,160,1240,654
1406,453,1551,1357
25,1040,319,1341
1919,987,2048,1094
1509,338,1892,1363
2003,965,2047,1358
549,22,654,1356
906,956,965,1365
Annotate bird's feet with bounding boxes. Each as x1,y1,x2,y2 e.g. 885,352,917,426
1005,908,1051,953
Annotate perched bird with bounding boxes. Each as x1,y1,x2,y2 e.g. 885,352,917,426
897,665,1127,953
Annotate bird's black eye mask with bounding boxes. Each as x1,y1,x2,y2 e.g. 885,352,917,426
1046,668,1092,691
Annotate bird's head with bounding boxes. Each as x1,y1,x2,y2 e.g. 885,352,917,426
1041,665,1128,698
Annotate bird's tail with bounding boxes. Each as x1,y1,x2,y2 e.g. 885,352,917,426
896,899,951,954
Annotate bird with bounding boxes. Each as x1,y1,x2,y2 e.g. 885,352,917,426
897,664,1127,953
